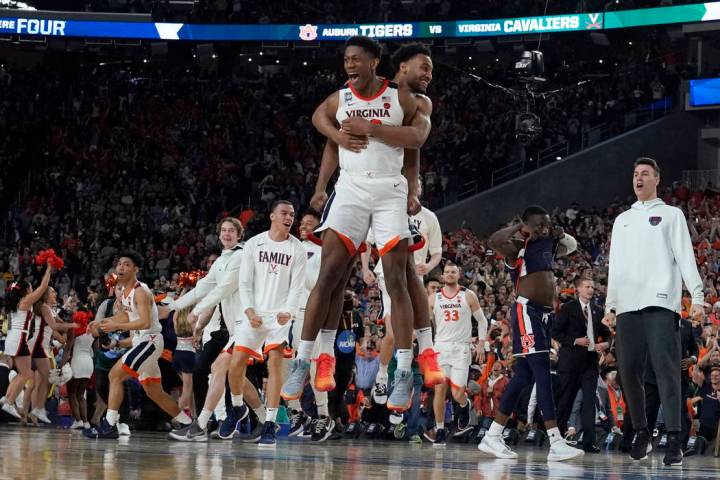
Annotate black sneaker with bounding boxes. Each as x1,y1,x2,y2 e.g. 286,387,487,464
311,415,335,442
301,418,316,439
433,428,447,447
83,419,119,440
168,419,208,442
630,428,652,461
288,410,307,437
454,401,473,436
663,433,683,466
218,404,249,440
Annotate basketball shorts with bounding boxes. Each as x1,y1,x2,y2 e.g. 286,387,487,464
4,330,31,357
172,350,196,374
510,296,553,356
121,334,164,385
234,314,291,361
315,171,409,255
435,341,472,389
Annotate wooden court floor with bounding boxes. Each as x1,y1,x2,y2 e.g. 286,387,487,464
0,424,718,479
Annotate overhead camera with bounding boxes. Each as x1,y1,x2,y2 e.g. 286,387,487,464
514,50,546,145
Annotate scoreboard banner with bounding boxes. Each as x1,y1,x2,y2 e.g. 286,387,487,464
0,2,719,42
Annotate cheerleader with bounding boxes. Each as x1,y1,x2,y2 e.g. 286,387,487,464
26,286,77,424
67,311,95,429
172,308,198,415
0,263,52,420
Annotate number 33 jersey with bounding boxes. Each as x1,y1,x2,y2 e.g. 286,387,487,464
433,287,473,343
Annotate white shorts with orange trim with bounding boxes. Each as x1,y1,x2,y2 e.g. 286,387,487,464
315,171,409,255
435,341,471,389
121,334,163,385
234,314,291,361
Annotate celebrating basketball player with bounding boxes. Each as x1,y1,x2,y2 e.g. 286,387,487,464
425,262,486,446
282,37,435,412
226,200,306,447
85,251,192,439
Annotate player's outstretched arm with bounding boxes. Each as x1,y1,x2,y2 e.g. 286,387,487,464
310,140,340,212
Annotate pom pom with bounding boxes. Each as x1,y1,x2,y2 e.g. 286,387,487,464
35,249,64,270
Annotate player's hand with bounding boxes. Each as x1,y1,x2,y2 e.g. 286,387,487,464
310,191,328,212
341,117,374,137
415,263,430,276
475,344,485,364
192,328,203,350
690,304,704,323
594,342,609,353
407,193,421,216
362,269,376,286
336,130,369,153
601,312,616,328
100,320,116,332
574,337,590,347
276,312,291,326
250,316,263,328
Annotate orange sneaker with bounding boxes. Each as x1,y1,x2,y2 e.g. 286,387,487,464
314,353,337,392
418,348,445,387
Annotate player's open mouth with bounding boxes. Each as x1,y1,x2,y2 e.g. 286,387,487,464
348,73,359,81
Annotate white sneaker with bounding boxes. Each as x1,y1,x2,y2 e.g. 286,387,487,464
1,402,22,420
547,440,585,462
118,423,131,436
478,434,519,459
70,420,85,429
84,421,91,430
31,408,51,424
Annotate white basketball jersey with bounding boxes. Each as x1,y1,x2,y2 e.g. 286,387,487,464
301,240,322,310
120,281,161,342
369,207,442,278
336,78,405,176
433,287,473,343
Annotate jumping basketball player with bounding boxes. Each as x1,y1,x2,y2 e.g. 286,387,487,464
318,43,444,407
84,251,192,439
478,207,583,461
225,200,306,447
282,37,434,412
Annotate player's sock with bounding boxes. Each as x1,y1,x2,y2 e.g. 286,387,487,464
231,394,244,407
254,406,267,423
174,410,192,425
488,421,504,436
288,399,302,412
266,407,278,423
415,327,434,352
547,427,563,444
436,422,445,430
297,340,315,361
317,403,329,417
106,409,119,427
396,349,413,371
319,329,337,355
197,409,213,429
378,363,388,379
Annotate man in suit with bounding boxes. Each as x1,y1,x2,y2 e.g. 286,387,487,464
552,276,611,452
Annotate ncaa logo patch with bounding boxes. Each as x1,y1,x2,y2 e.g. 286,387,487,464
298,24,318,41
344,91,352,102
649,216,662,226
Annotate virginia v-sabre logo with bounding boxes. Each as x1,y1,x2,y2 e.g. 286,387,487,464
585,13,602,29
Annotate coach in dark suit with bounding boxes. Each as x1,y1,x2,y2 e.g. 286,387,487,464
552,276,612,452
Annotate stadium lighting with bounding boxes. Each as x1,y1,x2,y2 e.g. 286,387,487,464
275,60,279,64
259,52,263,56
598,59,603,64
468,56,472,60
248,57,252,62
143,58,148,63
556,156,562,160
